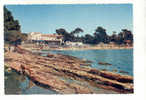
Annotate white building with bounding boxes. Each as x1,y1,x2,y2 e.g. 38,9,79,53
27,32,63,45
27,32,42,40
65,41,83,46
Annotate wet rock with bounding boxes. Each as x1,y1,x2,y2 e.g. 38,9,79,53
82,59,93,63
98,62,112,66
119,70,129,74
47,54,54,58
112,69,118,72
101,69,107,71
88,69,133,83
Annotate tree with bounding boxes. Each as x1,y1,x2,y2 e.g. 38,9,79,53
70,28,84,42
70,28,84,35
115,29,133,45
56,28,84,42
56,28,72,42
4,7,20,32
4,6,22,45
121,29,133,43
83,34,94,44
93,26,108,44
110,32,117,42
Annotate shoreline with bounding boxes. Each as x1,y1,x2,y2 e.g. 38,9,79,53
51,47,133,51
21,44,133,51
4,46,133,94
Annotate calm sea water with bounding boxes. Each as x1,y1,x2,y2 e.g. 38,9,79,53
48,49,133,76
5,49,133,94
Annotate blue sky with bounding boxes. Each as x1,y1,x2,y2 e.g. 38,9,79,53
5,4,133,35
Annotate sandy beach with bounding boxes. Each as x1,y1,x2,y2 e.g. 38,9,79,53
20,43,133,51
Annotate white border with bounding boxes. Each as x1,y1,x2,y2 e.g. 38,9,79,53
1,0,133,4
0,0,146,100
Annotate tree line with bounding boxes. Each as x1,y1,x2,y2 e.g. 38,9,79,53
56,27,133,45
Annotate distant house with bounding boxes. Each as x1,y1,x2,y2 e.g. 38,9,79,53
65,41,83,46
27,32,63,45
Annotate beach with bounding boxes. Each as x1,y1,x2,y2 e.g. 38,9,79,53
20,43,133,51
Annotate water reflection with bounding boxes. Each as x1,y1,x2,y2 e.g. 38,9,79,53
5,70,58,94
5,70,22,94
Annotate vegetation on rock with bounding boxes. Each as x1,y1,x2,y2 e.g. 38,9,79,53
4,7,27,45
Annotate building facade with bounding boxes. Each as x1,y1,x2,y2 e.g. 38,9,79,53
27,32,63,45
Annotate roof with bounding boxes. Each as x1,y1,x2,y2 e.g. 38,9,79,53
41,34,63,37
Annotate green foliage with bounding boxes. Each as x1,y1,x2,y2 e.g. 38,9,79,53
4,30,21,42
4,7,20,32
56,28,84,42
4,6,26,45
83,34,94,44
56,28,71,42
93,27,108,44
70,28,84,35
56,26,133,45
21,33,28,41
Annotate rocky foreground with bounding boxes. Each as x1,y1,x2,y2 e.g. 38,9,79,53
4,46,133,94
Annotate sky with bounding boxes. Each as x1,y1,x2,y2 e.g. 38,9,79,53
5,4,133,35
